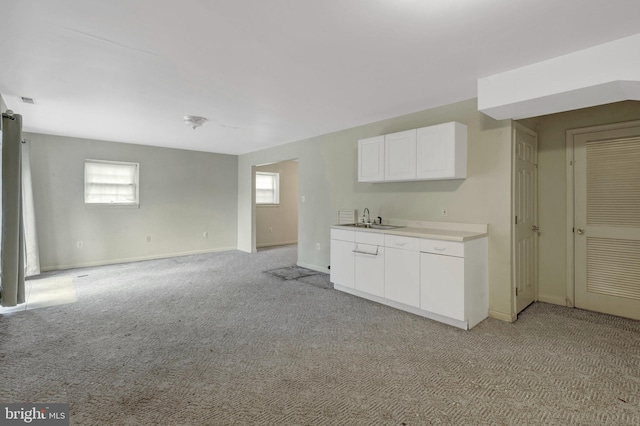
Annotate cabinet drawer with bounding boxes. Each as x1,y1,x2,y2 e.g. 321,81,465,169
356,231,385,246
420,238,464,257
385,234,419,251
331,229,355,242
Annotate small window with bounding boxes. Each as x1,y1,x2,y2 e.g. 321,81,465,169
84,159,139,206
255,171,280,205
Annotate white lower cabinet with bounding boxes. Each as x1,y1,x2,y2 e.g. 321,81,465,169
330,229,385,295
330,239,355,289
384,235,420,307
330,229,355,289
331,227,488,330
420,253,464,320
419,237,488,329
354,243,385,297
354,231,385,297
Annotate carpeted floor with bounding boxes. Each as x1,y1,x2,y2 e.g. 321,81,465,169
1,245,639,425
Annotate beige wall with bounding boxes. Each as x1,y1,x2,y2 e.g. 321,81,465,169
256,160,298,247
239,98,515,320
535,101,640,304
28,133,238,270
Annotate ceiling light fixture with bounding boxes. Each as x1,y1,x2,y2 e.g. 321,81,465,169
183,115,207,130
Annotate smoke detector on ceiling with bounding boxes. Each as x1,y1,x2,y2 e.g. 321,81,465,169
183,115,207,130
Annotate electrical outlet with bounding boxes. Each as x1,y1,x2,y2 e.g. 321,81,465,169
269,227,273,233
203,231,208,238
442,208,448,217
146,236,151,243
76,241,83,249
316,243,321,250
301,195,306,203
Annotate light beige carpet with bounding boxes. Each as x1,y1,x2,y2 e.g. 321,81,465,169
0,245,638,425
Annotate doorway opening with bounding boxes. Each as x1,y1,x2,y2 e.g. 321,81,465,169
253,159,299,252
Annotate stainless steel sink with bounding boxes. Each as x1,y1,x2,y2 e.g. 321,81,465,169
370,224,405,230
339,223,405,230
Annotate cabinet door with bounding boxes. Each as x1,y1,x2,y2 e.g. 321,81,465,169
358,136,385,182
330,239,355,288
416,122,467,180
385,129,417,181
420,253,465,320
385,247,420,307
354,244,385,297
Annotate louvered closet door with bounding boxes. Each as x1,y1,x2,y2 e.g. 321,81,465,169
574,126,640,320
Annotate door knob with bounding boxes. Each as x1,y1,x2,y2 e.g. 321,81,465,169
576,228,585,235
531,225,540,232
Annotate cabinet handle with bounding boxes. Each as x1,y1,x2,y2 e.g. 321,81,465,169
352,246,379,256
434,247,446,251
395,242,406,246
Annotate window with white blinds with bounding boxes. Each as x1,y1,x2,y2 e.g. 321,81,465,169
84,160,139,206
255,171,279,205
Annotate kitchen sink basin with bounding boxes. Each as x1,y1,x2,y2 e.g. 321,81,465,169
339,223,405,230
370,224,405,230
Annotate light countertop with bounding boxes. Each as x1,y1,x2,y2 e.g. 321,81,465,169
330,224,487,242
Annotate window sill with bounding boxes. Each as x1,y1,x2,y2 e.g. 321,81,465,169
85,203,140,209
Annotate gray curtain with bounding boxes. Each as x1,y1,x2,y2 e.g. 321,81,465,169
1,112,26,307
22,140,40,277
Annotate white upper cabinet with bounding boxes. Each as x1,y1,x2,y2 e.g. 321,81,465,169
385,129,417,181
358,122,467,183
416,122,467,180
358,135,385,182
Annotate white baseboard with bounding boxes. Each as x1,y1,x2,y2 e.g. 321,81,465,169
40,247,236,272
537,294,568,306
489,309,517,323
256,240,298,248
297,261,329,274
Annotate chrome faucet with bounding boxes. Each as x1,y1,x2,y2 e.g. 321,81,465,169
363,208,370,224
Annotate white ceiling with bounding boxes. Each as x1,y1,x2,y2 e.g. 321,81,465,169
2,0,640,155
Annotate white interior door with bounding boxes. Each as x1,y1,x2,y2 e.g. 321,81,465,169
574,125,640,320
513,124,538,314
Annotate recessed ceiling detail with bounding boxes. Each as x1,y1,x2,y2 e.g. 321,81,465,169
478,34,640,120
